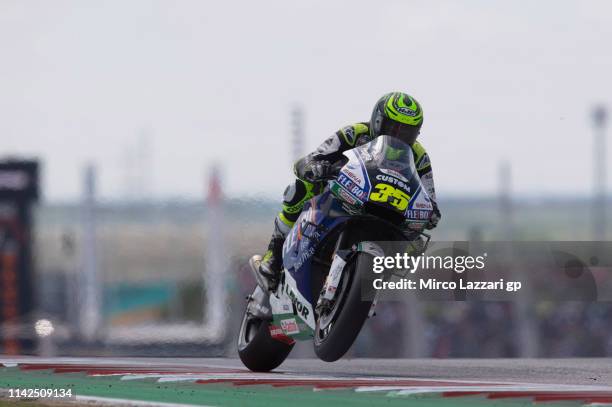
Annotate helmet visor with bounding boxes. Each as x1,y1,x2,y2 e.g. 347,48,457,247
380,120,420,145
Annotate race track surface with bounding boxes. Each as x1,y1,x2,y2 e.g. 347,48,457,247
1,357,611,406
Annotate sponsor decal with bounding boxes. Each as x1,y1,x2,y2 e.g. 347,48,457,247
269,326,284,337
323,255,347,300
293,246,315,271
269,324,296,344
370,183,411,211
343,168,364,187
379,168,409,182
397,107,417,116
284,283,311,321
283,228,298,258
337,173,367,200
406,209,432,220
281,272,316,329
337,187,359,206
350,185,365,198
341,126,356,146
414,202,432,209
280,318,300,335
375,174,410,192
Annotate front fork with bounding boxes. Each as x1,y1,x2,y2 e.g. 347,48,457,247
315,240,385,318
245,285,272,320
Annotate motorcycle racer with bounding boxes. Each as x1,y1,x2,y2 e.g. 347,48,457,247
257,92,441,290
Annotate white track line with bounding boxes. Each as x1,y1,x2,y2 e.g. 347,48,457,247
355,384,612,394
114,372,506,383
75,395,214,407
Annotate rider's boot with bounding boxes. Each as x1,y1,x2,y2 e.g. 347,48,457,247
254,218,289,291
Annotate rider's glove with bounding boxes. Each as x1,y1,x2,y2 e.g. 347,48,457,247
426,202,441,230
303,160,333,182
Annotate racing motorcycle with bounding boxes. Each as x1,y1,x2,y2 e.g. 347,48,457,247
237,135,434,372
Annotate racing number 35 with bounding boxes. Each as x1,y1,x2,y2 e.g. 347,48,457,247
369,183,410,211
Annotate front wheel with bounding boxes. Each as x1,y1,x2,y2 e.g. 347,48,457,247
313,252,375,362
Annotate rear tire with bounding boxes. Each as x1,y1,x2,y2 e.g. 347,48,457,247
237,308,294,372
313,252,375,362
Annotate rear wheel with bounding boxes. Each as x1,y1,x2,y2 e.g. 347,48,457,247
237,302,294,372
313,252,375,362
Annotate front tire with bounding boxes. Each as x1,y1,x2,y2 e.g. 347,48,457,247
313,252,375,362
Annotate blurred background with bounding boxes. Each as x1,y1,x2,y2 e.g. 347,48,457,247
1,0,612,358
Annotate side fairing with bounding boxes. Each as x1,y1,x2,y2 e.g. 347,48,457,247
405,184,434,224
282,191,349,305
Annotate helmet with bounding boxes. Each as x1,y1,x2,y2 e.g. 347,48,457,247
370,92,423,145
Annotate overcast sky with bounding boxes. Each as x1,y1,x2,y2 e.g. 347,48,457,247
1,0,612,201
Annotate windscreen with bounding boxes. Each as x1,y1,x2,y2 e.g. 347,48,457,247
354,135,419,182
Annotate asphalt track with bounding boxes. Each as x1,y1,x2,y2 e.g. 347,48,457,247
1,357,612,406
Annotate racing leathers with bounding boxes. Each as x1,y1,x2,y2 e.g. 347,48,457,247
258,122,440,289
